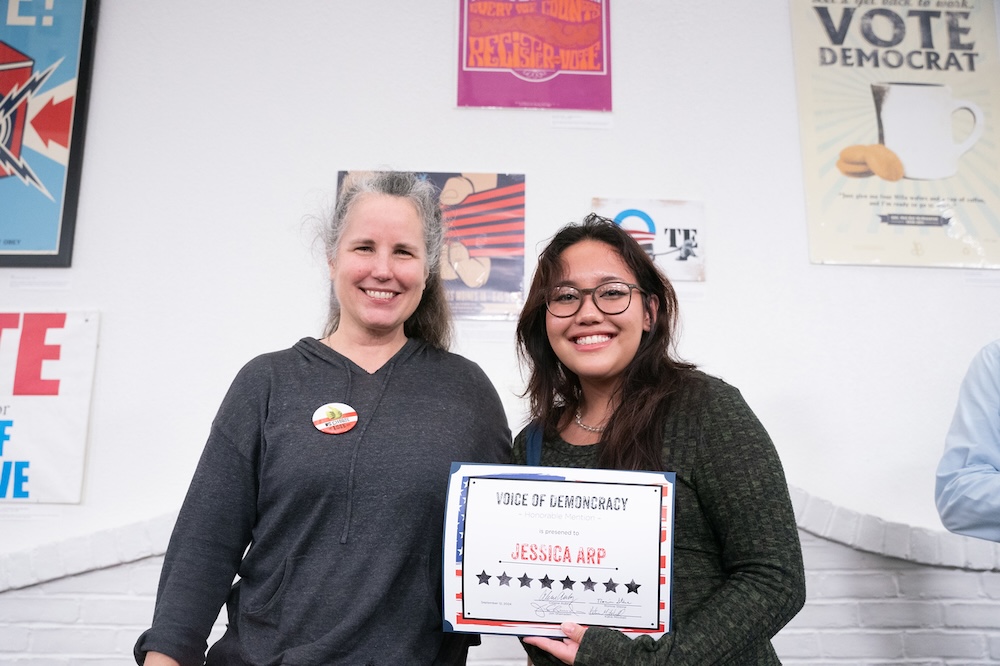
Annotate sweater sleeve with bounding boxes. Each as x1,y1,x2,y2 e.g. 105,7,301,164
134,362,265,666
572,381,806,665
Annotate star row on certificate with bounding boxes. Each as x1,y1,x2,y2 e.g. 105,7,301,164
475,570,641,594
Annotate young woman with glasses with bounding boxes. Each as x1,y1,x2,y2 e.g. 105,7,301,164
513,214,805,665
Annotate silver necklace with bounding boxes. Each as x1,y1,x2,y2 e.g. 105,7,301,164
574,409,606,433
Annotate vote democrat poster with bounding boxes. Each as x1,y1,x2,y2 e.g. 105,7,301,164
0,312,99,503
790,0,1000,269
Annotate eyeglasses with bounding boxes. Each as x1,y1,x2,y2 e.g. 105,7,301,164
545,281,643,318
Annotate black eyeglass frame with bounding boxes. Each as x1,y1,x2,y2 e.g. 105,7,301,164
544,281,644,318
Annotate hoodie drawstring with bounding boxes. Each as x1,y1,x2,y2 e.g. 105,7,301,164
339,359,396,544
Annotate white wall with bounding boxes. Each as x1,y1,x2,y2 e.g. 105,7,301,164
2,0,999,556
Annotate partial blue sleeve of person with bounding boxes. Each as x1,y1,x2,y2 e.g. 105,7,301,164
935,339,1000,542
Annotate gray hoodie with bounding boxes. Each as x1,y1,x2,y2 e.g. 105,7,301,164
136,337,512,665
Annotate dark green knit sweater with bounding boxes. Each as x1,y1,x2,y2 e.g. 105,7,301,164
512,371,805,665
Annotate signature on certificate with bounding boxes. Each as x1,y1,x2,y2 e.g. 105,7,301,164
531,590,587,619
589,597,637,619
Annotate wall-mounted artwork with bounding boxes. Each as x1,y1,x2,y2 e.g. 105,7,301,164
789,0,1000,269
338,171,526,320
457,0,612,111
0,0,99,267
592,198,706,283
0,312,99,503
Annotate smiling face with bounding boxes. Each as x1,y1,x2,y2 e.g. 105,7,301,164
329,193,427,344
545,240,652,391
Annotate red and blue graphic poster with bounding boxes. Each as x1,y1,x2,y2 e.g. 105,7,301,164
0,312,99,504
338,171,526,320
457,0,611,111
1,0,98,267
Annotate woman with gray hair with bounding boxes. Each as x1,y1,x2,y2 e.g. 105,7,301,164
136,171,512,666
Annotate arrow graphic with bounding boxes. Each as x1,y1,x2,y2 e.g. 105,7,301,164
31,95,73,148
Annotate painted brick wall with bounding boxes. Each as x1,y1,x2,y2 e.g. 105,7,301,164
778,532,1000,664
2,492,999,664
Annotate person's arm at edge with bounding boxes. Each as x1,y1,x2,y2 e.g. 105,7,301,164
936,341,1000,541
134,361,265,665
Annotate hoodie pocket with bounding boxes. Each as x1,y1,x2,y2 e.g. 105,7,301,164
237,551,445,661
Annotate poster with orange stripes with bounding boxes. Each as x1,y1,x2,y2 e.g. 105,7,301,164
442,462,675,637
338,171,526,320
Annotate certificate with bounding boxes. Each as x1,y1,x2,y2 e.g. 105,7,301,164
442,463,675,638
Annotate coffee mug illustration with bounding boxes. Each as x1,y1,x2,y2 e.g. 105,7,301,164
870,82,984,180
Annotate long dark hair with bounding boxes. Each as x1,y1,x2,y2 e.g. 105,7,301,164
516,214,696,470
323,171,452,349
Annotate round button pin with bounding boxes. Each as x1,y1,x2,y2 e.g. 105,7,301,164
312,402,358,434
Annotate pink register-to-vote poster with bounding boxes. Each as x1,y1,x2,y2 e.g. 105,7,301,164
457,0,612,111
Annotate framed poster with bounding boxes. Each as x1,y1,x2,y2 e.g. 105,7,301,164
442,462,675,638
789,0,1000,269
0,0,99,267
457,0,612,111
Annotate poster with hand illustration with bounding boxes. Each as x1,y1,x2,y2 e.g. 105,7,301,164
338,171,525,320
789,0,1000,268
